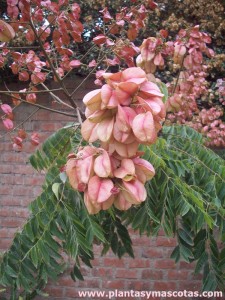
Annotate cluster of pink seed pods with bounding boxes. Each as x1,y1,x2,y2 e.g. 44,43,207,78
66,67,166,214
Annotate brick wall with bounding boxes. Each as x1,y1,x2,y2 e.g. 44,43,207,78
0,77,203,300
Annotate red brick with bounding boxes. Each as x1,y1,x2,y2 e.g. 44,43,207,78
64,289,79,298
0,228,16,238
115,297,136,300
167,270,190,280
23,176,44,185
0,208,28,218
142,270,163,280
13,174,25,185
0,143,12,151
91,267,113,277
3,153,25,163
36,122,62,132
64,286,93,298
20,197,34,206
0,217,25,228
104,280,125,289
115,269,137,279
0,238,12,250
0,165,12,173
50,112,76,121
179,261,195,270
13,165,35,175
158,229,165,236
154,259,176,269
45,287,64,297
128,258,151,268
33,110,51,121
0,196,21,206
141,281,153,290
89,258,101,267
0,175,14,184
58,276,77,287
104,258,125,268
33,186,42,196
156,237,177,247
84,279,101,289
127,281,147,290
142,248,163,258
0,186,13,195
132,236,154,246
153,281,177,290
13,186,33,196
178,281,201,290
132,246,142,256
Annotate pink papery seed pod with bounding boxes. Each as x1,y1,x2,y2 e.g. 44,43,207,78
103,67,147,88
0,20,15,42
94,148,112,178
114,81,139,106
140,38,157,62
84,191,101,214
84,191,114,214
88,175,114,204
65,158,79,190
76,149,95,185
122,179,147,204
113,122,136,144
154,53,164,66
101,84,119,109
86,109,110,123
166,94,182,112
133,157,155,183
110,139,139,158
136,96,161,116
136,54,145,69
114,191,132,211
173,43,186,65
81,119,99,142
66,146,96,191
99,196,115,211
139,80,164,98
83,89,102,112
183,55,193,70
96,117,114,142
132,111,157,144
114,158,136,181
115,105,136,133
120,67,147,85
136,54,156,74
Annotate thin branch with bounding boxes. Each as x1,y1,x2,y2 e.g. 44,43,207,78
8,21,30,25
171,57,185,95
0,88,63,94
0,107,40,139
3,92,77,118
38,16,57,39
40,83,74,109
76,107,83,124
5,46,41,50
